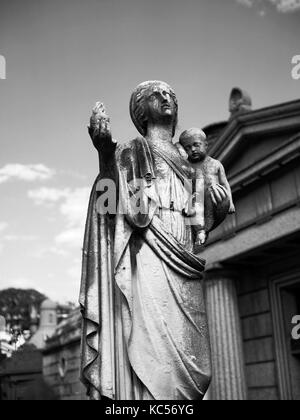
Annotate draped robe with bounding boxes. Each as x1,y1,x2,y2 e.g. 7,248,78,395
80,137,212,400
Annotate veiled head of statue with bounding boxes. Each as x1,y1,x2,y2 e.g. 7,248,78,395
130,81,178,138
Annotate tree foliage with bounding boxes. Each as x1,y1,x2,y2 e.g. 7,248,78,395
0,288,47,331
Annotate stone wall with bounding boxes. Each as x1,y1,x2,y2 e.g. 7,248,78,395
237,269,278,400
42,309,87,400
0,345,55,400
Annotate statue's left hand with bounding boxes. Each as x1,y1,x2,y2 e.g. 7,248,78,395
209,184,228,206
88,102,116,157
195,230,207,246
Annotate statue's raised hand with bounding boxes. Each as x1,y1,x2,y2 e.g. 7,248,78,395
88,102,116,157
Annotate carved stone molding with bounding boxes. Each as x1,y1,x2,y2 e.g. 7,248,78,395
210,99,300,162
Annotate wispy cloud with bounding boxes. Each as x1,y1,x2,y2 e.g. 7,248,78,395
67,258,82,280
3,235,38,242
27,187,90,300
0,222,8,255
235,0,300,13
32,246,70,259
58,188,90,228
0,164,55,184
236,0,254,7
0,221,38,257
0,276,50,298
0,222,8,233
28,187,69,205
0,277,37,290
55,227,85,248
272,0,300,12
28,187,90,249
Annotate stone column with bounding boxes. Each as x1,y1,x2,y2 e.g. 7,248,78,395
205,265,247,400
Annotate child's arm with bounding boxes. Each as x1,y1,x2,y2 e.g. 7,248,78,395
218,162,235,214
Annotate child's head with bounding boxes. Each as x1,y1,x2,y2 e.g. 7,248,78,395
179,128,208,163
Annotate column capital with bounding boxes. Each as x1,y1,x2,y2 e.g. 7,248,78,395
204,263,239,280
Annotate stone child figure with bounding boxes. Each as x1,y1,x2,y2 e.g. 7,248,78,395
179,128,235,244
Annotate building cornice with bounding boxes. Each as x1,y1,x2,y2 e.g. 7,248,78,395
230,133,300,192
210,99,300,163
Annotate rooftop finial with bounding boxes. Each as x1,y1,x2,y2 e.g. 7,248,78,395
229,87,252,117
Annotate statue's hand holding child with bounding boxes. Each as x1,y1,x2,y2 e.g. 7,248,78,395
195,230,207,246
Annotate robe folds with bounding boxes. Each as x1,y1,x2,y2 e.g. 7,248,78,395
80,137,212,401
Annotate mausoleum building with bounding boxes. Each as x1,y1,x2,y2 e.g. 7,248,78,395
201,89,300,400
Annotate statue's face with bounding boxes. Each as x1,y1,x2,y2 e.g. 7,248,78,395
180,135,208,163
144,84,176,124
130,81,178,137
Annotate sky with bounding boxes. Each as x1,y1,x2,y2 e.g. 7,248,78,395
0,0,299,303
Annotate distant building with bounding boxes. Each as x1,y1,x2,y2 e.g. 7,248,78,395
0,298,71,400
42,308,87,400
29,300,58,349
0,298,77,400
201,88,300,400
0,289,74,342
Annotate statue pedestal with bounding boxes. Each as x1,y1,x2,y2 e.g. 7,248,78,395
205,266,247,400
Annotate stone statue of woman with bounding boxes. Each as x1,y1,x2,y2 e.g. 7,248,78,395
80,81,229,400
